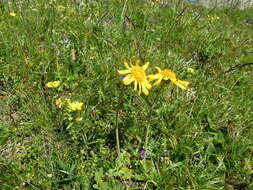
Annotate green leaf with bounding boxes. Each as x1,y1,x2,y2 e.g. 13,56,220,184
118,167,133,179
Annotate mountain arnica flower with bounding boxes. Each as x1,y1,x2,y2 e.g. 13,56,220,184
118,59,152,95
148,67,189,90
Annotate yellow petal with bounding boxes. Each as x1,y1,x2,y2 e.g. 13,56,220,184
144,80,152,89
118,69,131,75
174,80,189,90
141,84,149,95
147,83,152,89
123,75,135,85
155,66,162,72
148,74,161,81
143,62,149,71
134,80,138,91
153,77,163,86
124,61,131,70
138,83,142,95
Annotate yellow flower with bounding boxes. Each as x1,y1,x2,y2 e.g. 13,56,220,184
68,101,83,111
55,98,63,108
148,67,189,90
187,68,195,74
10,12,16,17
118,59,152,95
46,81,60,88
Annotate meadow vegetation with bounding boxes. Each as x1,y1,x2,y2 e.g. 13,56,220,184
0,0,253,189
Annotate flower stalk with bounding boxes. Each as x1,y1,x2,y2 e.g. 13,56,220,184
115,103,121,157
143,82,166,160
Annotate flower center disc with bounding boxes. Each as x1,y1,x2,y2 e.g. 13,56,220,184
131,66,146,82
162,69,176,80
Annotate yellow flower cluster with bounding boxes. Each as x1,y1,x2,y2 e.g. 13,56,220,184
46,81,61,88
55,97,83,112
118,58,190,95
55,98,64,108
67,101,84,111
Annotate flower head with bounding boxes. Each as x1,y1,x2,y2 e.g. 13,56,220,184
118,59,152,95
10,12,16,17
68,101,83,111
140,150,146,159
149,17,155,23
55,98,63,108
187,68,195,74
105,17,113,24
148,67,189,90
123,23,129,30
46,81,60,88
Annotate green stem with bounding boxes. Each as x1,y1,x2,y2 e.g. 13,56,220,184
144,124,150,160
142,95,152,107
116,128,120,157
115,87,122,158
120,0,128,25
115,110,120,157
151,82,166,108
143,82,166,159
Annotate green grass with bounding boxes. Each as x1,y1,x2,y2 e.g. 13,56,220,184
0,0,253,189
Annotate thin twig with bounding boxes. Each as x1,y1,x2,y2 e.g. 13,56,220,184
125,15,136,29
176,5,188,21
222,62,253,74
